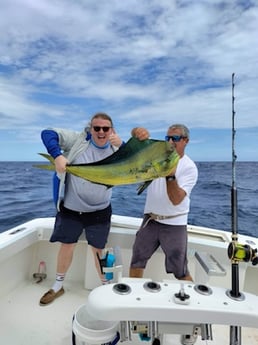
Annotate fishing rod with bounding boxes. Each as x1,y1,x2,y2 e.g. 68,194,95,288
226,73,258,344
227,74,258,281
228,72,241,299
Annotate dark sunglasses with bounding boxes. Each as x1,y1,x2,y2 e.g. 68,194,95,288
165,135,186,142
92,126,112,133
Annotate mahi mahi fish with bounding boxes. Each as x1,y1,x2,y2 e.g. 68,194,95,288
34,136,179,194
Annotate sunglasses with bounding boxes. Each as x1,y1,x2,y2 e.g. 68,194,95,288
92,126,112,133
165,135,186,142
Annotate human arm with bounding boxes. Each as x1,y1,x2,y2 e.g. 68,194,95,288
41,130,62,159
41,129,69,173
166,161,198,205
166,176,186,205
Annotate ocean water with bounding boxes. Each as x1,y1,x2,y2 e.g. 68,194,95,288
0,161,258,238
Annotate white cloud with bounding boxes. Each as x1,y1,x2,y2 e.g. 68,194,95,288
0,0,258,160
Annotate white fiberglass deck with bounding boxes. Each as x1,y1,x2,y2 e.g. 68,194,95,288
1,278,258,345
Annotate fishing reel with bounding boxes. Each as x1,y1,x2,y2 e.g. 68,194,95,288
228,242,258,265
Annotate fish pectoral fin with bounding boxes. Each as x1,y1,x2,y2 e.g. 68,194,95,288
137,180,152,195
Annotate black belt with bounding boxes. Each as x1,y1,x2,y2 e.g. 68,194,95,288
60,201,111,217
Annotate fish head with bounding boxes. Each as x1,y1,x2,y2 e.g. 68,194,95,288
143,140,180,179
152,141,180,177
166,141,180,174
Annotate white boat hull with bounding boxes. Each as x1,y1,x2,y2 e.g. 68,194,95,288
0,215,258,344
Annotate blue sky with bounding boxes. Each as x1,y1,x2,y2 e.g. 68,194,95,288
0,0,258,161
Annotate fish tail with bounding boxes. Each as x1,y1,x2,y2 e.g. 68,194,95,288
33,153,55,171
33,164,55,171
38,153,55,163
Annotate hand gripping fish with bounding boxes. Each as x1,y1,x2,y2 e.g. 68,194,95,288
34,137,179,194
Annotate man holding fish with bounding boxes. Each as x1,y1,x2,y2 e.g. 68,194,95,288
130,124,198,283
39,112,135,305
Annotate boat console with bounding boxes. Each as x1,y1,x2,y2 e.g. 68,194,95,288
83,250,258,345
86,278,258,344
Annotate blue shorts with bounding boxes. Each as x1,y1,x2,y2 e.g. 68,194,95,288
50,203,112,249
130,215,189,279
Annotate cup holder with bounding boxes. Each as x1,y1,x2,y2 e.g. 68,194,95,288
112,283,131,295
143,281,161,293
194,284,213,296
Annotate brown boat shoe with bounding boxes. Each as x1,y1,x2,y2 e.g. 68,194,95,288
39,287,65,306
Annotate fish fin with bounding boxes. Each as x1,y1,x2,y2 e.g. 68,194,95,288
33,164,55,171
38,153,55,164
137,180,152,195
70,137,163,167
33,153,55,171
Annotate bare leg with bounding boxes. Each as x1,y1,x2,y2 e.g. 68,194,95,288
178,274,193,282
91,246,105,281
57,243,76,273
39,243,76,305
129,267,144,278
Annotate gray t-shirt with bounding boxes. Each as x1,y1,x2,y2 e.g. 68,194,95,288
64,142,114,212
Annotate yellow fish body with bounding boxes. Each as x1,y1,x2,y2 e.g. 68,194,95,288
34,137,179,194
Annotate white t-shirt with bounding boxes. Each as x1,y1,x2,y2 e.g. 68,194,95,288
144,154,198,225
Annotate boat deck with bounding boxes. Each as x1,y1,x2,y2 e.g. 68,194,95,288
1,278,258,345
0,279,87,345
